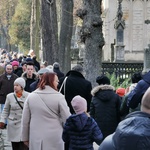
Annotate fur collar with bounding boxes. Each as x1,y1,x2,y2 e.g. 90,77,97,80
91,85,115,96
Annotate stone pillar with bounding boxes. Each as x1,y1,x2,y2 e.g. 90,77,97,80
143,44,150,73
114,0,125,62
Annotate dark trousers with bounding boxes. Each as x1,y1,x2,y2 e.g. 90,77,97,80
11,142,29,150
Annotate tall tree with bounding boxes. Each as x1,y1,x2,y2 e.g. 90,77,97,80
9,0,31,53
0,0,18,51
76,0,104,86
41,0,59,65
59,0,74,73
30,0,40,59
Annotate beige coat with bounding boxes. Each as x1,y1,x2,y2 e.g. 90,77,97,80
21,86,71,150
0,91,29,142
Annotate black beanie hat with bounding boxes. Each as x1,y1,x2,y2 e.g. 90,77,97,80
96,75,110,85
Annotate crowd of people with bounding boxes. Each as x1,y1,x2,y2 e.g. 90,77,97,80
0,48,150,150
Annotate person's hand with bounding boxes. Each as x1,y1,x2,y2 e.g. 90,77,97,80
0,122,5,129
24,141,29,147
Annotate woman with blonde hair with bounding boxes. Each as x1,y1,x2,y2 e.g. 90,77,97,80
21,72,71,150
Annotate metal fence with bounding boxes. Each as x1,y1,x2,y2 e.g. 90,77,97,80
102,62,143,82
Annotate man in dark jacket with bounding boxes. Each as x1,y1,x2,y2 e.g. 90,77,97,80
127,71,150,109
0,64,18,112
22,62,38,92
99,87,150,150
53,62,64,80
90,75,121,140
58,64,92,114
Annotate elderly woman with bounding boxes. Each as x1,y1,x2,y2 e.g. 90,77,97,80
0,77,29,150
21,72,71,150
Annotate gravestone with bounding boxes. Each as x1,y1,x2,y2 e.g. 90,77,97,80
143,44,150,73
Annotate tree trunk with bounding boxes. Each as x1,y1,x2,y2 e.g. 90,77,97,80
30,0,40,60
64,0,73,73
49,0,59,63
77,0,105,86
59,0,73,72
41,0,59,65
41,0,52,65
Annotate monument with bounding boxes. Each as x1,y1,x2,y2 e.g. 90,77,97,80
114,0,125,62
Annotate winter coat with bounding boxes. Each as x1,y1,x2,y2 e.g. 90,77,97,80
53,68,64,79
59,70,92,113
0,91,29,142
99,111,150,150
21,86,71,150
62,112,103,150
127,71,150,109
22,72,38,92
90,85,121,139
13,67,23,77
30,79,39,92
0,73,18,104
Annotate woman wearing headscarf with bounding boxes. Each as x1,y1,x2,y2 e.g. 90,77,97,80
0,77,29,150
21,72,71,150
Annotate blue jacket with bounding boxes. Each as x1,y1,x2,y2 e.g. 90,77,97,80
62,113,103,150
99,111,150,150
127,71,150,109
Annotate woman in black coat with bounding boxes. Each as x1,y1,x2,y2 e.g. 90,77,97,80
90,75,121,140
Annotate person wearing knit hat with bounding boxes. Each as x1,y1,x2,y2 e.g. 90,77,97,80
0,77,29,150
71,95,87,114
14,77,26,89
116,87,126,97
11,60,23,77
96,75,110,85
90,75,121,140
63,95,103,149
11,61,19,67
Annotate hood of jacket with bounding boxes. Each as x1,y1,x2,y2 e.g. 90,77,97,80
67,113,89,131
112,111,150,150
142,71,150,84
91,85,115,102
65,70,85,79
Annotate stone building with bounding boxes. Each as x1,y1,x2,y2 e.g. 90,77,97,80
102,0,150,62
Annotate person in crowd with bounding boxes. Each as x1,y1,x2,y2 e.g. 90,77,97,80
0,77,29,150
0,64,18,113
53,62,64,79
11,60,23,77
62,95,103,150
21,72,71,150
22,62,38,92
40,61,48,68
116,87,125,99
127,71,149,109
99,87,150,150
120,72,142,119
59,64,92,150
30,68,50,92
90,75,121,140
32,56,40,71
21,61,27,73
58,64,92,114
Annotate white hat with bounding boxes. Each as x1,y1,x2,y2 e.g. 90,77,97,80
14,77,26,88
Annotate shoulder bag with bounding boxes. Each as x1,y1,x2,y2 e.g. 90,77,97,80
13,94,23,110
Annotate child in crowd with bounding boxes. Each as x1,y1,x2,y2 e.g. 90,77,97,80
62,95,103,150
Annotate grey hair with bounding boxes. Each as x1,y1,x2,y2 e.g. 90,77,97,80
72,64,83,73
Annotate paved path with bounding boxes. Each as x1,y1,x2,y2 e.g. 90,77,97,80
0,125,99,150
0,129,12,150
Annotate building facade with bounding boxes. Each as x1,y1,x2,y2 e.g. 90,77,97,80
102,0,150,62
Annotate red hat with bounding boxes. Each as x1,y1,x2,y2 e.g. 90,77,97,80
116,88,125,97
11,61,19,66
